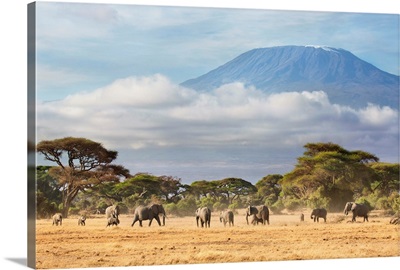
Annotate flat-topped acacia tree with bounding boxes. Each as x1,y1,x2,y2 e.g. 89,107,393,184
36,137,131,217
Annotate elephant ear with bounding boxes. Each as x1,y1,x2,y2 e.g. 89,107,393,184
150,204,163,214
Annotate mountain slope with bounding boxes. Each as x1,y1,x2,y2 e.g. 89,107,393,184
180,45,399,108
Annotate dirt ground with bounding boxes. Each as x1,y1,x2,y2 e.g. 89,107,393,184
35,209,399,269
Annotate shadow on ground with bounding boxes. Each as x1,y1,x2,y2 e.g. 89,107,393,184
6,258,27,267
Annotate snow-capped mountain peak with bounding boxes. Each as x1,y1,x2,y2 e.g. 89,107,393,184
180,45,399,108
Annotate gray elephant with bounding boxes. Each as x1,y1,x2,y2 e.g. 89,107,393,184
219,210,234,227
52,213,62,226
310,208,327,222
105,205,120,219
106,216,120,227
196,207,211,228
343,202,369,222
78,215,86,226
131,204,166,227
300,213,304,222
246,205,269,225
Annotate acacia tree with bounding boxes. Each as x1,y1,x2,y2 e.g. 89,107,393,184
255,174,283,205
280,142,379,210
37,137,130,217
217,178,257,204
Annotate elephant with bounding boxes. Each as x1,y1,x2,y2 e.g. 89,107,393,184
246,205,269,225
106,216,120,227
131,204,166,227
52,213,62,226
300,213,304,222
343,202,369,222
196,207,211,228
219,210,234,227
310,208,327,222
78,215,86,226
105,205,120,219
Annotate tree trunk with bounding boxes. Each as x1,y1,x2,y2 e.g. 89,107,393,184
62,197,72,218
62,185,80,218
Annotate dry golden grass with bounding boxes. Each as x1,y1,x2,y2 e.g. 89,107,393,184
35,209,399,269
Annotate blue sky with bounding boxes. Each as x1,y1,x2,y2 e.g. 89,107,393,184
36,2,399,102
35,1,399,184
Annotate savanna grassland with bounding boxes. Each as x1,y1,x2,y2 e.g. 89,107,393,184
35,209,399,269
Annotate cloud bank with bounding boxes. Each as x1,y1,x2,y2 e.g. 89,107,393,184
37,74,398,182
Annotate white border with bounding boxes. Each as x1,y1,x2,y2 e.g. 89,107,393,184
1,1,398,270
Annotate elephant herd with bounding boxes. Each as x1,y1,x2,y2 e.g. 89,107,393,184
105,204,167,228
298,202,370,223
51,201,389,228
196,206,268,228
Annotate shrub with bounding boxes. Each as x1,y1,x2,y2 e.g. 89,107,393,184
213,201,228,211
228,201,241,210
283,198,303,211
270,199,284,214
164,203,178,216
176,197,197,216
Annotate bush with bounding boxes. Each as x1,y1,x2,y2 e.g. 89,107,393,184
283,198,303,211
68,206,80,215
375,197,390,210
213,201,228,211
176,197,197,216
388,192,400,213
164,203,178,216
270,199,284,214
228,201,241,210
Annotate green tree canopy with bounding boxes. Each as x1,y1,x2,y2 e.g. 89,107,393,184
280,142,380,210
217,177,257,204
36,166,62,218
37,137,130,217
255,174,283,205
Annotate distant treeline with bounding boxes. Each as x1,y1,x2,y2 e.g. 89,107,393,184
34,138,399,218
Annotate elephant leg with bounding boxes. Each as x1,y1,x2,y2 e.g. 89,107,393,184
154,215,161,226
139,220,143,227
131,217,138,227
148,218,153,227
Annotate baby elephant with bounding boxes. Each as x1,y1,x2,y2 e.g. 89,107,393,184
52,213,62,226
106,216,120,227
219,210,234,227
78,215,86,226
311,208,327,222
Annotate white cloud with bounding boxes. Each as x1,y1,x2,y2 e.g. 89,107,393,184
61,74,195,108
37,75,398,154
